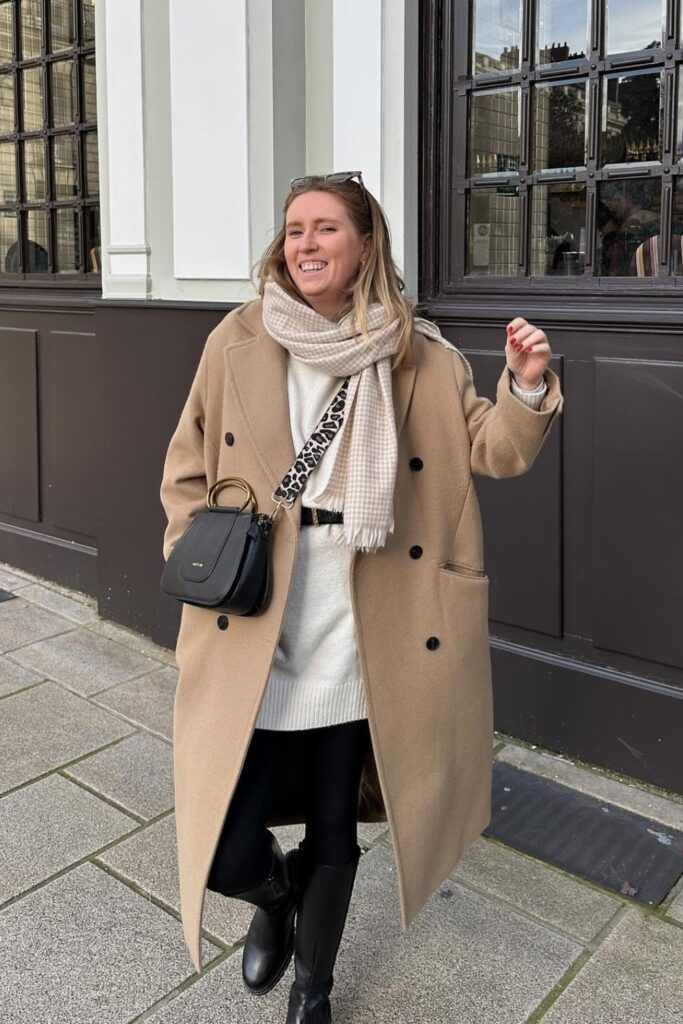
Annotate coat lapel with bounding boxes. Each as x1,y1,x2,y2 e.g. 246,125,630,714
226,327,417,497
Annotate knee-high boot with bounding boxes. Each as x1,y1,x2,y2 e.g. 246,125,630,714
285,844,361,1024
215,830,303,995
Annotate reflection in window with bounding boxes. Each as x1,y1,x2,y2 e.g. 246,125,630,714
53,134,77,197
469,88,520,176
533,81,587,170
85,205,100,270
0,140,16,202
26,208,49,271
537,0,588,63
21,0,43,59
51,60,75,126
472,0,521,74
597,178,661,275
606,0,662,55
0,209,18,270
467,188,519,275
0,73,12,133
55,206,79,271
0,3,14,65
22,66,44,130
84,132,98,196
602,71,662,164
82,0,95,44
23,138,46,200
83,54,96,121
530,182,586,275
50,0,75,52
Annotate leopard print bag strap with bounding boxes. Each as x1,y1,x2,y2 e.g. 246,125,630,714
270,377,349,516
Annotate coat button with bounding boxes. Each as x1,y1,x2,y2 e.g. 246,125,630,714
409,545,423,559
426,636,440,650
217,614,229,630
409,457,424,471
224,432,235,446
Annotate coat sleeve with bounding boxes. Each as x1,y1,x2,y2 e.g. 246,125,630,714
159,345,215,562
451,352,564,478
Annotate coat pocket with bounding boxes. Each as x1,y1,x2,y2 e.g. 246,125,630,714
438,561,488,581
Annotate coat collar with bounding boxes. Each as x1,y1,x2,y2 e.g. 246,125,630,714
225,324,417,505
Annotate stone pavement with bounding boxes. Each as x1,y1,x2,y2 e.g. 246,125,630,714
1,560,683,1024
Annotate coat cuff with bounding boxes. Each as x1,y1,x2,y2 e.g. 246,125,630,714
496,365,564,441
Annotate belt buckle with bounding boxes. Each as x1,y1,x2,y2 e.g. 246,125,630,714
311,507,320,527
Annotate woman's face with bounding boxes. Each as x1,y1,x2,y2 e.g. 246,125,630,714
284,191,368,321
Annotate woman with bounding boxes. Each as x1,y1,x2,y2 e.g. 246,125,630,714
160,172,564,1022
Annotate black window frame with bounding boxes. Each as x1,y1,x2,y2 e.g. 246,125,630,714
0,0,100,289
420,0,683,300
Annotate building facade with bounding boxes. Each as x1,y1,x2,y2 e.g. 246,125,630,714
1,0,681,795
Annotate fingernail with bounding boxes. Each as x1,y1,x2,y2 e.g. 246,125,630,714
510,336,516,344
507,325,514,333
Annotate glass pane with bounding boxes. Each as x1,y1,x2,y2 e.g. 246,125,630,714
51,0,76,52
84,204,99,270
606,0,663,55
84,130,97,195
0,140,16,201
82,53,95,120
20,0,43,59
0,3,14,65
23,137,45,200
0,208,18,271
81,0,95,44
54,206,79,271
472,0,521,75
467,188,519,275
672,179,683,273
22,65,43,129
602,71,662,165
0,72,14,132
530,182,586,275
533,81,587,170
537,0,588,63
597,178,661,275
26,208,49,271
51,60,75,125
469,88,520,176
52,133,77,196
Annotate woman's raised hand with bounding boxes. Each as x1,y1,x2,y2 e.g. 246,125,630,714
505,317,552,389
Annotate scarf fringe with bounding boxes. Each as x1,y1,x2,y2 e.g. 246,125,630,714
332,522,392,553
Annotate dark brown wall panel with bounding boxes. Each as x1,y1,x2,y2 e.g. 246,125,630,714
42,330,98,538
460,347,563,638
593,357,683,672
0,327,39,521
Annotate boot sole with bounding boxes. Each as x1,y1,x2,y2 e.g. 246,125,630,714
242,924,296,997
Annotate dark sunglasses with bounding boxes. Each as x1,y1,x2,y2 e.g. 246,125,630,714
289,171,369,211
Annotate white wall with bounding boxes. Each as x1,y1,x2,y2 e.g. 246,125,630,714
98,0,417,302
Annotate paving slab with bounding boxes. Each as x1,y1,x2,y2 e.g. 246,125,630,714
666,886,683,924
145,841,582,1024
95,664,178,739
0,565,32,591
99,813,253,944
0,653,43,698
452,836,620,942
0,862,221,1024
358,821,390,845
0,598,75,654
0,680,134,793
0,773,137,904
498,744,683,831
89,617,178,666
542,908,683,1024
9,626,158,696
17,582,99,624
64,731,175,819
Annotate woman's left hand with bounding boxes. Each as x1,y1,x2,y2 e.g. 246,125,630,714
505,317,552,389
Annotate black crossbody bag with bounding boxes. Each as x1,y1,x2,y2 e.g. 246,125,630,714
160,378,349,616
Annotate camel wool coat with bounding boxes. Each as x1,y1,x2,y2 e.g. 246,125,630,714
160,297,564,971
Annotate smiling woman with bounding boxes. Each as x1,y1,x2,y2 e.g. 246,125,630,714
159,171,564,1023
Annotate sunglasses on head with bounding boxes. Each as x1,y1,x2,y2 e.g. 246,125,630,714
289,171,369,211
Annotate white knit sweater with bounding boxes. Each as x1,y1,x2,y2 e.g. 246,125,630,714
253,355,547,731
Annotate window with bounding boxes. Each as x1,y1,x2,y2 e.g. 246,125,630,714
427,0,683,287
0,0,99,282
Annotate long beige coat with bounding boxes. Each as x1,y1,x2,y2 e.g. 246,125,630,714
160,298,564,971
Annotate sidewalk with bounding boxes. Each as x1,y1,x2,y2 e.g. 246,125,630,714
1,560,682,1024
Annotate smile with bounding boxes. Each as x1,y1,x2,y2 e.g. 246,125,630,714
299,261,328,274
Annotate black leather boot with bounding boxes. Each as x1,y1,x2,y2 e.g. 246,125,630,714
222,830,303,995
285,844,361,1024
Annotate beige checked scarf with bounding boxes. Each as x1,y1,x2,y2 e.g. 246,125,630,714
263,281,472,552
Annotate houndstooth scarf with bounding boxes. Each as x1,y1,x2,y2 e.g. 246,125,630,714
262,280,470,552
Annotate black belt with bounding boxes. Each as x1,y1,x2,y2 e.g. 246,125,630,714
301,506,344,526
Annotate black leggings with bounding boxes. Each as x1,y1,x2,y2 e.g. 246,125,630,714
207,718,372,895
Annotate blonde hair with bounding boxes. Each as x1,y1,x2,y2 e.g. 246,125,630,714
253,177,415,369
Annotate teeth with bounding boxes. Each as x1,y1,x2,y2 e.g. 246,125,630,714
300,262,327,272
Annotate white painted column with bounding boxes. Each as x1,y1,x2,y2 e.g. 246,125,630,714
100,0,149,297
